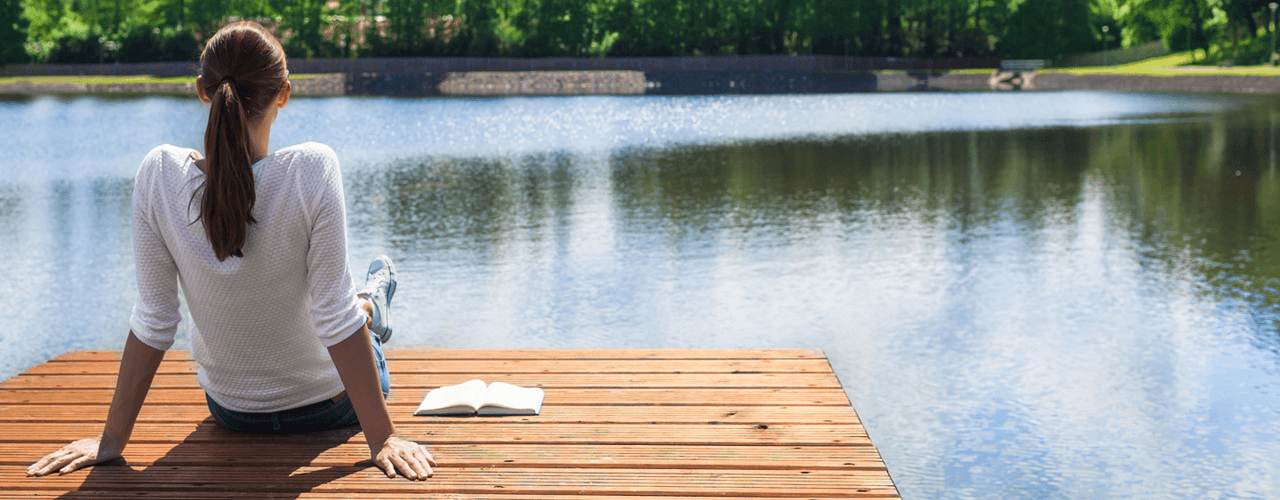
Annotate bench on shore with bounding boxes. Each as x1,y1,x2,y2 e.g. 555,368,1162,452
0,348,899,498
990,59,1046,90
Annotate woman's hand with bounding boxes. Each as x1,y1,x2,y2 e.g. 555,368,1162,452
372,435,436,480
29,333,164,477
27,436,122,476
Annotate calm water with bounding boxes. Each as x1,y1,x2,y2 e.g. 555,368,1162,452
2,91,1279,499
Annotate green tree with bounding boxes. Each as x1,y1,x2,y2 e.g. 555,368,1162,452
272,0,326,57
459,0,500,55
0,0,28,64
382,0,430,53
1001,0,1095,58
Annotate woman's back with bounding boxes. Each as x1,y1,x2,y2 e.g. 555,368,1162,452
131,142,366,412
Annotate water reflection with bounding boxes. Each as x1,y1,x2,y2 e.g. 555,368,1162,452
341,120,1280,500
1,92,1279,499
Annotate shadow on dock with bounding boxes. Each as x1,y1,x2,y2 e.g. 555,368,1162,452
50,420,361,499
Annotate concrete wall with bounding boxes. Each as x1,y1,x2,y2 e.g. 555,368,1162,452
1,55,1002,77
0,55,1004,96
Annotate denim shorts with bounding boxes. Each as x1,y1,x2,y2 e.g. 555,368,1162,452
204,333,391,434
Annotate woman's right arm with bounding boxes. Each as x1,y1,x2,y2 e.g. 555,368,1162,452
27,331,165,475
29,149,181,476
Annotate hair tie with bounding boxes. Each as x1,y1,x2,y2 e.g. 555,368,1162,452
220,75,236,86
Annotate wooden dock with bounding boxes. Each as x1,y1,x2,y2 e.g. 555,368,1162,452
0,348,899,499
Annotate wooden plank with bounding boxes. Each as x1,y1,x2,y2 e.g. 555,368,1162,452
2,466,897,497
20,361,199,376
48,348,828,363
0,443,888,470
20,359,835,376
0,422,870,446
0,372,843,390
0,404,863,425
0,388,854,406
1,494,897,500
1,349,899,498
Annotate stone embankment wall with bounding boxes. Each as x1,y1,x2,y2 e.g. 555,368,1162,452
345,71,648,96
325,55,996,95
0,55,997,78
2,55,1279,95
0,55,999,96
0,73,345,96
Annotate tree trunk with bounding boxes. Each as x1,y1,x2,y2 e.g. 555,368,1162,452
886,0,905,56
1232,19,1239,60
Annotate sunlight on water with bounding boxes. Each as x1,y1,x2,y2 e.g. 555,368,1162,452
0,91,1239,182
0,91,1278,499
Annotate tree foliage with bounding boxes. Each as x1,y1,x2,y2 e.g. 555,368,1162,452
1,0,28,64
9,0,1280,64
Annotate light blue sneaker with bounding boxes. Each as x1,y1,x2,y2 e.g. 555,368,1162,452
359,255,396,344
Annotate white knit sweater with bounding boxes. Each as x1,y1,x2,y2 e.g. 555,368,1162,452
129,142,367,413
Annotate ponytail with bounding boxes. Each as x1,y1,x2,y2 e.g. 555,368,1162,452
201,76,257,261
195,22,288,261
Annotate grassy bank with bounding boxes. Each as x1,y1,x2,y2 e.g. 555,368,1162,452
951,52,1280,76
6,53,1280,86
1049,52,1280,76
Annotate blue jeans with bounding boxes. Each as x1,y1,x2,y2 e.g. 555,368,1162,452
205,333,391,434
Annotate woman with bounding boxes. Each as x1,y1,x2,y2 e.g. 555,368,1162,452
26,22,435,480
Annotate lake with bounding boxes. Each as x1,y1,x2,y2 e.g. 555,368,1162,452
1,91,1278,499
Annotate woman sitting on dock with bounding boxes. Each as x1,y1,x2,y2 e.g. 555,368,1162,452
26,21,436,480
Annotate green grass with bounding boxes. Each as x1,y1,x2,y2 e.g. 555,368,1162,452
0,73,331,85
1048,51,1280,76
949,51,1280,76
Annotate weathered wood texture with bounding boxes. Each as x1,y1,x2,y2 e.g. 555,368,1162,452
1,348,899,498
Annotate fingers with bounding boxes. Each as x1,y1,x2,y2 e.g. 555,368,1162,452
378,455,396,479
390,454,426,480
416,446,436,477
375,443,436,480
27,455,54,476
389,454,413,479
400,443,434,479
29,449,78,477
407,451,431,479
29,450,69,476
60,455,95,475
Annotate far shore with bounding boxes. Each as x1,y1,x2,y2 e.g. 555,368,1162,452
3,53,1280,97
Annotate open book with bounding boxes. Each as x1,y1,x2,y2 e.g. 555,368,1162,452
414,379,545,416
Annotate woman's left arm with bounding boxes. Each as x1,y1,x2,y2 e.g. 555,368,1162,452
302,145,434,479
27,331,165,476
327,328,436,480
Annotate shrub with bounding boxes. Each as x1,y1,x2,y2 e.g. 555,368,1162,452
1210,35,1274,65
47,24,105,64
116,25,199,63
0,0,28,64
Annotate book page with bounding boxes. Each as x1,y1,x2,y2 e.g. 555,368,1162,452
415,379,488,415
476,381,545,415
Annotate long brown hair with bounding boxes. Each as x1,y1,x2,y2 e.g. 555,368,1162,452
196,21,288,261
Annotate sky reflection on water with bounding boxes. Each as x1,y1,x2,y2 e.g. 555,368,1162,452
1,91,1278,499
